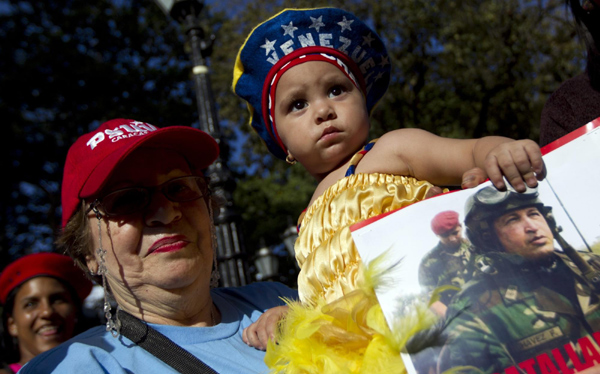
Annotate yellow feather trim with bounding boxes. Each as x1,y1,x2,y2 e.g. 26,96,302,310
265,254,438,374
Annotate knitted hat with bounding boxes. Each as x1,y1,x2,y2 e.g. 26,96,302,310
233,7,391,159
0,253,93,304
431,211,460,236
61,119,219,227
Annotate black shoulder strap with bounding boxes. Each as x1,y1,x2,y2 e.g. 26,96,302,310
118,310,219,374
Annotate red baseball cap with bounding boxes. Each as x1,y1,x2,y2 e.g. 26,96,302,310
0,252,93,304
61,119,219,227
431,210,460,236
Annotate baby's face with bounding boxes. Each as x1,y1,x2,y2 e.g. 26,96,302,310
274,60,369,177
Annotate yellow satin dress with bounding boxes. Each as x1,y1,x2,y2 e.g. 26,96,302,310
266,141,437,374
296,172,434,305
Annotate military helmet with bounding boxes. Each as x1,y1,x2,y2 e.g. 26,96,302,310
464,185,555,252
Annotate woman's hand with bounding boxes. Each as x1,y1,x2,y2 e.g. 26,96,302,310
242,305,289,351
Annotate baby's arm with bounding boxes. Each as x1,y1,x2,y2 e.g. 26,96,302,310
242,305,289,351
372,129,545,191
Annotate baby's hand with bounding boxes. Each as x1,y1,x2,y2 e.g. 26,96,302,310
242,305,289,351
484,139,546,192
425,185,444,199
461,167,488,189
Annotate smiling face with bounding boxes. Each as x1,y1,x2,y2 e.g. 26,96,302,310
493,207,555,260
7,277,77,364
85,147,213,310
274,61,370,179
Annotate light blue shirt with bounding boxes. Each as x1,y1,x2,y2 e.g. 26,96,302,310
20,282,297,374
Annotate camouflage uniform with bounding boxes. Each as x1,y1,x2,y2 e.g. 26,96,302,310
437,250,600,374
418,240,476,305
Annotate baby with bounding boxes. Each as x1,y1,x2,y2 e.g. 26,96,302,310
233,7,545,373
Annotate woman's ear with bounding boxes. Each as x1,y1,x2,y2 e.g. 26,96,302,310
7,315,18,337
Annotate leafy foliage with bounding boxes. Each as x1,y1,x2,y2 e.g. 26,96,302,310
0,0,196,263
208,0,585,253
0,0,587,279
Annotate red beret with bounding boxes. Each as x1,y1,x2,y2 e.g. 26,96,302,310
0,252,93,304
431,211,460,235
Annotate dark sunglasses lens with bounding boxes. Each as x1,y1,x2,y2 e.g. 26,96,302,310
102,188,149,216
164,177,205,202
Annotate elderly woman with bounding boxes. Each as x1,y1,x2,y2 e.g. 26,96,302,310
21,119,297,374
0,253,92,374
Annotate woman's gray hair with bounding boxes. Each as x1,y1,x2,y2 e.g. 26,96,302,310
56,200,99,284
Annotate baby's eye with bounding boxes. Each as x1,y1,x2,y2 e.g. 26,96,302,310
290,100,307,112
328,85,345,98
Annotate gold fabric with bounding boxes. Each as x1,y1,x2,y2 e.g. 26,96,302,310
296,173,435,305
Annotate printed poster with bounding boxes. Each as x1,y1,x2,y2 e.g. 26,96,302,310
351,119,600,374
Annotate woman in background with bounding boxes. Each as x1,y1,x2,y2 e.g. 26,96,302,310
0,252,92,373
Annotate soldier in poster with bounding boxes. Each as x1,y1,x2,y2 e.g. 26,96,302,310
419,210,476,316
437,186,600,374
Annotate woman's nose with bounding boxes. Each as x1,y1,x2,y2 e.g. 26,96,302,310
39,301,54,318
144,192,182,226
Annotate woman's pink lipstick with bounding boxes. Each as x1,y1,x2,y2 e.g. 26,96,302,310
148,235,189,255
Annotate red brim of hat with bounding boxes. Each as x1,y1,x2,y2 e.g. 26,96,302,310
0,253,93,305
80,126,219,198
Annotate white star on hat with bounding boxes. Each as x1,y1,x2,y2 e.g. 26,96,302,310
309,16,325,32
261,38,276,55
281,22,298,38
337,16,354,33
379,55,389,67
362,33,374,47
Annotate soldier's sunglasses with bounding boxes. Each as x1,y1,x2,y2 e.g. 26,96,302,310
87,176,209,217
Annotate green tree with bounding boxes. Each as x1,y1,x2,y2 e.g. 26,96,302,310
0,0,588,283
0,1,202,264
207,0,586,252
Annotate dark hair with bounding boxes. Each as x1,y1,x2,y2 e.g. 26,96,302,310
1,286,20,365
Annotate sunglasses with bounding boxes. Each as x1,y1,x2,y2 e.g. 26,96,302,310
87,176,209,217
